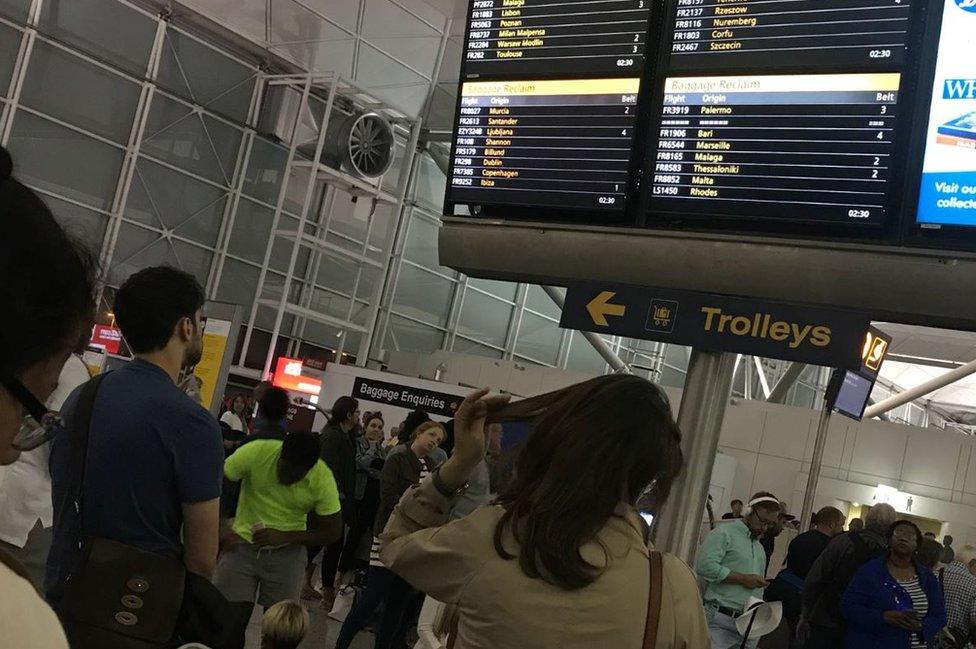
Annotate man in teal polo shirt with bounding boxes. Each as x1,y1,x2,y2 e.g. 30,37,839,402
696,492,782,649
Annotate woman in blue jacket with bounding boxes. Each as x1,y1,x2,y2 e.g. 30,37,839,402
840,519,946,648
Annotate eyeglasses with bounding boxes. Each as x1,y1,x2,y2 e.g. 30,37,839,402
756,511,780,528
1,377,63,452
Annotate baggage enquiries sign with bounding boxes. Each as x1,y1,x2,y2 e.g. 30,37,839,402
560,282,872,369
353,377,463,418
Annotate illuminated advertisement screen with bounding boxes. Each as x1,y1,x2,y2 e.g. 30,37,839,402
915,0,976,227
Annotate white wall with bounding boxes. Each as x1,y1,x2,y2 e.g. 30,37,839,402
385,350,599,397
386,350,976,546
719,397,976,547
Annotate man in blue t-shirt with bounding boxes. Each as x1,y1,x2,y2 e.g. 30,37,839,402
47,266,224,602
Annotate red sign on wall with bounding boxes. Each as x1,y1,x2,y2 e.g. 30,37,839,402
91,325,122,354
271,357,322,396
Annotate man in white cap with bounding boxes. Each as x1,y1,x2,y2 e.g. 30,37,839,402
696,491,781,648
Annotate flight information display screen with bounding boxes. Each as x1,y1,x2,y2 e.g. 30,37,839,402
447,0,654,213
450,79,640,210
668,0,913,71
463,0,653,78
649,73,901,224
445,0,937,238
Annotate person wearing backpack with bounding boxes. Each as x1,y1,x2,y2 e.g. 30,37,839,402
764,506,846,639
799,503,897,648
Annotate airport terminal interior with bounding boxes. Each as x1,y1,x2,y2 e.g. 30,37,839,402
6,0,976,648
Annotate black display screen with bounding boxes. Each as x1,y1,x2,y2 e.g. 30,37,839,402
445,0,939,241
463,0,653,78
446,0,654,214
649,73,900,224
450,79,639,210
668,0,913,71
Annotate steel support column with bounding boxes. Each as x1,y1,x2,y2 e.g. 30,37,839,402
799,403,833,530
768,362,806,404
655,349,737,565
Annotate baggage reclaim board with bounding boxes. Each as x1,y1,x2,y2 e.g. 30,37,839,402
648,73,901,224
450,78,641,210
443,0,976,248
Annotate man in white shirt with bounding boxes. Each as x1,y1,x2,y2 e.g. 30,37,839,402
0,353,90,587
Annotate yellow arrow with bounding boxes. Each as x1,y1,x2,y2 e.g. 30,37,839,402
586,291,626,326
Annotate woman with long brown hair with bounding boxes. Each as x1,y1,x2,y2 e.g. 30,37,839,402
375,375,708,648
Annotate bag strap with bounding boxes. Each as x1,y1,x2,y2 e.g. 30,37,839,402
66,373,109,534
446,611,460,649
740,607,760,649
643,551,664,648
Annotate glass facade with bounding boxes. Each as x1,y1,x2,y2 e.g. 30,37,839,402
0,0,897,417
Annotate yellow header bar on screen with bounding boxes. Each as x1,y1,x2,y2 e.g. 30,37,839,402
664,73,901,94
462,78,641,97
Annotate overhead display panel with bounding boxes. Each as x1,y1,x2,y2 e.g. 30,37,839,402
446,0,955,247
447,0,656,214
668,0,914,71
645,0,920,230
450,79,640,210
914,0,976,229
464,0,654,77
649,73,901,224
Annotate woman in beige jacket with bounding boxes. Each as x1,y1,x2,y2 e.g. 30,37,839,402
378,375,710,649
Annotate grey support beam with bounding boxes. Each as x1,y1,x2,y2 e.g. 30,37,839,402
767,362,806,404
655,350,737,565
864,358,976,419
542,285,631,374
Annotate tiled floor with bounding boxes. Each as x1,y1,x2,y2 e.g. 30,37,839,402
242,601,375,649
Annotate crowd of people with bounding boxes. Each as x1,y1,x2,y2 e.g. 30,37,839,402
4,137,976,649
700,495,976,649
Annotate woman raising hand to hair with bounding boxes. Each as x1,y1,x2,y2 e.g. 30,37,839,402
377,375,709,649
436,387,509,492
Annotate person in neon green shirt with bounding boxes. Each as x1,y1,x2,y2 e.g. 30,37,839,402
214,431,342,609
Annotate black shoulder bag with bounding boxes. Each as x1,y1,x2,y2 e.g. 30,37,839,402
58,374,251,649
58,373,185,648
